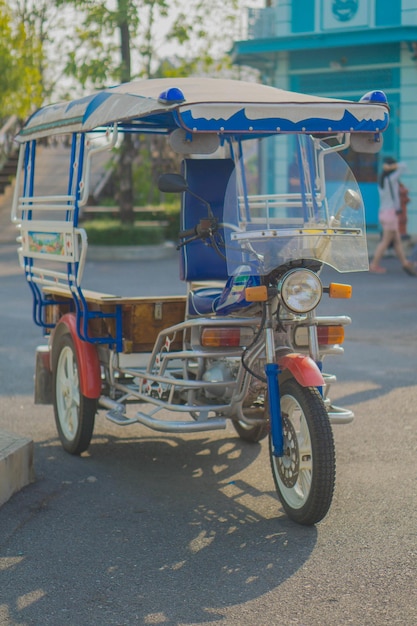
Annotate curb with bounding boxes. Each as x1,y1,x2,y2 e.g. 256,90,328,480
0,431,35,508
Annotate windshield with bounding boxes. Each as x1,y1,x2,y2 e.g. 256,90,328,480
223,134,368,275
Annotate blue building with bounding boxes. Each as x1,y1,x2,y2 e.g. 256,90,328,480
232,0,417,233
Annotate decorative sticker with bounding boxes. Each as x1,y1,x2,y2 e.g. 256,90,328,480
27,231,72,256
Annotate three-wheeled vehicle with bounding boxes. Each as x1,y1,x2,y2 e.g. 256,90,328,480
12,78,389,524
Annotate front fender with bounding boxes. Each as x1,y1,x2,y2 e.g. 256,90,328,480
51,313,101,399
277,353,324,387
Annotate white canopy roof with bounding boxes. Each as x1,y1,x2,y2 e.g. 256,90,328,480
17,77,389,142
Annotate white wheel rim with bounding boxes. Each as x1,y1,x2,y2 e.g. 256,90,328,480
56,345,80,442
273,394,312,509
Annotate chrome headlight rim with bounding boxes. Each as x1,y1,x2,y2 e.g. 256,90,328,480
278,268,323,314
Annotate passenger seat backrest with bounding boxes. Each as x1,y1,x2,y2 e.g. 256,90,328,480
180,158,235,282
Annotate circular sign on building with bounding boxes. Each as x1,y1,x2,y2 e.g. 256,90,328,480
322,0,366,29
332,0,359,22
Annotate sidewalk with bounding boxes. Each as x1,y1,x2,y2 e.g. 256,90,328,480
0,184,35,507
367,231,417,259
0,433,34,507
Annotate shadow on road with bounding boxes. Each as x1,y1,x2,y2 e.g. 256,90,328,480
0,431,318,624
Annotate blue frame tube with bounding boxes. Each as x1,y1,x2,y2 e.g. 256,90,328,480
306,137,320,220
265,362,284,457
295,138,308,220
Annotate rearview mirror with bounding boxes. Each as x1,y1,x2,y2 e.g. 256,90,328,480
350,132,383,154
158,173,188,193
344,189,361,210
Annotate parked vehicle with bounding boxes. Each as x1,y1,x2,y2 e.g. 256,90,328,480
12,78,389,524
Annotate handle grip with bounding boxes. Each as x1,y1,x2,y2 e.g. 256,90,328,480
178,227,197,239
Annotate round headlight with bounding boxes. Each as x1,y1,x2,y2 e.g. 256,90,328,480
279,269,322,313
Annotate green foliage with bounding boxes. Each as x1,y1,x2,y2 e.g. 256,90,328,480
82,218,165,246
131,135,182,206
2,0,245,118
56,0,171,86
165,0,241,76
132,150,160,206
0,1,43,118
82,204,180,245
3,0,245,225
55,0,242,88
161,204,181,242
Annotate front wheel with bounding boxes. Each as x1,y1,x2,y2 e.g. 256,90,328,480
52,333,97,455
269,379,335,525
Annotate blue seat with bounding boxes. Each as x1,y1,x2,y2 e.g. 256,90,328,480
188,287,222,316
180,159,236,315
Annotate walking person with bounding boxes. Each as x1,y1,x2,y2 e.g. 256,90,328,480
369,157,416,275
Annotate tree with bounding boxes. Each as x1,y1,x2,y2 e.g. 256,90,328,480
55,0,245,222
55,0,171,222
57,0,242,88
0,0,43,120
3,0,255,219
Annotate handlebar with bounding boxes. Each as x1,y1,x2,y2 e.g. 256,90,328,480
178,227,199,239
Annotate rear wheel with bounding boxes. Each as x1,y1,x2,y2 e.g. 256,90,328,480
233,404,269,442
52,334,97,455
269,379,335,525
233,374,269,443
233,420,269,442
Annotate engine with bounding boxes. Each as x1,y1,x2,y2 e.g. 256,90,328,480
202,360,236,399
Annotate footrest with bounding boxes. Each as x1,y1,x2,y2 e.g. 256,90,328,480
328,404,354,424
105,410,139,426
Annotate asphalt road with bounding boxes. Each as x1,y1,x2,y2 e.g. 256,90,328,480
0,193,416,625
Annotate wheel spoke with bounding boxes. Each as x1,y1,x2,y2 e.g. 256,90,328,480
57,368,70,392
299,414,311,447
56,345,80,441
64,406,76,436
63,399,78,437
298,452,312,473
297,466,312,496
71,379,80,405
298,416,312,472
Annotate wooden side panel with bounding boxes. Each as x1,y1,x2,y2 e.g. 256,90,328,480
126,299,186,352
43,289,186,353
44,297,72,331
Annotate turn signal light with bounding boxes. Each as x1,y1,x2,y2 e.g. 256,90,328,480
201,327,253,347
245,285,268,302
328,283,352,299
317,325,345,345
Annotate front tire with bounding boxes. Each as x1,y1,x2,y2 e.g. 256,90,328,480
269,379,335,525
52,333,97,455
